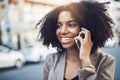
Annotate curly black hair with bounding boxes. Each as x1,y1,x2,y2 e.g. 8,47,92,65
36,0,114,53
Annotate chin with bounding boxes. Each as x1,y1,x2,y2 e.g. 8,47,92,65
61,43,75,49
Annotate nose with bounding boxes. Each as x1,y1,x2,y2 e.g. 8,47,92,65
60,25,68,34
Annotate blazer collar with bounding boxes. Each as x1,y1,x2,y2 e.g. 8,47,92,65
55,52,66,80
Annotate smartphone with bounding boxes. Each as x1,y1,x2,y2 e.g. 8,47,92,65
76,40,80,49
75,33,85,48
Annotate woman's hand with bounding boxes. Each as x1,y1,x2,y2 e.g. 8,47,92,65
75,27,93,67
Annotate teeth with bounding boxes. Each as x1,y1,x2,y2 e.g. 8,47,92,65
61,38,71,40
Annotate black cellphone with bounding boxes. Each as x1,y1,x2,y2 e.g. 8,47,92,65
75,33,85,48
76,40,80,48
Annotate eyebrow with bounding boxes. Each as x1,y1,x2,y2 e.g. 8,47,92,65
57,20,77,23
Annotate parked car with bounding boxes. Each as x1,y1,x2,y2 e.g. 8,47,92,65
0,45,25,69
19,44,57,62
19,45,42,63
39,46,57,60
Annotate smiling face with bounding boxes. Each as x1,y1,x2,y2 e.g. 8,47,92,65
56,11,81,49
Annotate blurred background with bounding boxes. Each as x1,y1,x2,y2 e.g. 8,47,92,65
0,0,120,80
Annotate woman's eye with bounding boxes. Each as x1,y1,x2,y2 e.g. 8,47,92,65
68,24,77,27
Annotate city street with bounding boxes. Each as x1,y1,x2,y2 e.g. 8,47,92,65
0,46,120,80
0,62,44,80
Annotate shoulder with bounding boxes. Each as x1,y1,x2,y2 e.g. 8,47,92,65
43,52,59,69
99,51,115,62
45,51,65,64
92,51,115,63
44,52,65,69
97,51,115,68
45,52,59,62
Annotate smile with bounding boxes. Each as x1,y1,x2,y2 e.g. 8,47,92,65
61,37,72,40
60,37,73,43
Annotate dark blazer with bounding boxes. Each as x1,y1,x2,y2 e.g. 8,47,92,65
43,51,115,80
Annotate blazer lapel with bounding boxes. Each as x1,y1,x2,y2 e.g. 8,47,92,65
55,52,66,80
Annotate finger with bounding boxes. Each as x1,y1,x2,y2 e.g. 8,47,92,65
81,27,89,31
74,35,84,43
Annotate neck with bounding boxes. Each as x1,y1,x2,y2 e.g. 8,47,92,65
66,47,80,61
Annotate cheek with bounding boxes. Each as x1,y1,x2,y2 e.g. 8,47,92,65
71,29,80,36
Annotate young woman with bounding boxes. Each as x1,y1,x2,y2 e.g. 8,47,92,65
37,0,115,80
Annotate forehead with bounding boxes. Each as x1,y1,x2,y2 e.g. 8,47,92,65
58,11,75,22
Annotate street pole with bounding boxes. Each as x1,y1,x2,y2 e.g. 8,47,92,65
0,23,2,45
4,0,13,48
